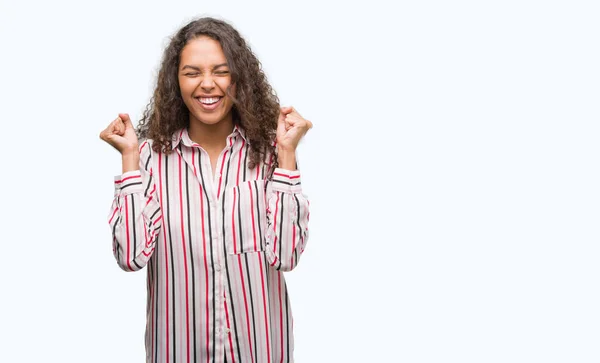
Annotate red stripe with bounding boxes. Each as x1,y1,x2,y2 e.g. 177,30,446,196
224,300,236,363
151,259,156,363
216,139,233,197
115,174,141,184
291,224,296,269
248,183,257,251
108,207,118,224
158,153,170,363
237,256,255,363
278,273,284,363
191,150,211,362
125,197,132,271
273,172,299,179
236,139,245,185
178,153,191,363
258,256,271,363
139,141,148,154
232,188,238,254
273,193,280,255
144,218,151,248
191,150,211,363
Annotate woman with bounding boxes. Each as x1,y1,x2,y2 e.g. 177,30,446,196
99,17,312,363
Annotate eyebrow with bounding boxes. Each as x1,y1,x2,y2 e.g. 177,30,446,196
181,63,229,71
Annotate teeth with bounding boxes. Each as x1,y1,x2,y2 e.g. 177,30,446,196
199,97,220,105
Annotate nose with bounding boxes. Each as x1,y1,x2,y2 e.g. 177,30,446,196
200,75,215,91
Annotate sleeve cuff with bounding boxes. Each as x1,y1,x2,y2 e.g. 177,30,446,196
271,168,302,193
114,170,144,196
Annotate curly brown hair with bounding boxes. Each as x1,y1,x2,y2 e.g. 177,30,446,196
137,17,280,169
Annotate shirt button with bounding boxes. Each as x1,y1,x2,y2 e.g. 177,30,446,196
215,264,222,272
225,328,231,334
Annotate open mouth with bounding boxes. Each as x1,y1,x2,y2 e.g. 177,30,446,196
195,96,223,110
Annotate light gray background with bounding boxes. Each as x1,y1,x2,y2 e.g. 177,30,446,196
1,0,599,362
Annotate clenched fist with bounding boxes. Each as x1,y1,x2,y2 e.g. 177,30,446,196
99,113,139,155
99,113,140,173
276,106,312,152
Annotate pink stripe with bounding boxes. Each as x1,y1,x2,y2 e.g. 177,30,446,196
238,256,255,362
178,153,191,363
125,197,132,271
258,256,271,363
158,153,170,363
217,138,233,197
236,140,244,184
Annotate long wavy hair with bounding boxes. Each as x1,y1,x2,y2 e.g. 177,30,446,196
137,17,280,169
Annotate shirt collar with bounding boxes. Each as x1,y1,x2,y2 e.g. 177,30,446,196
171,124,248,150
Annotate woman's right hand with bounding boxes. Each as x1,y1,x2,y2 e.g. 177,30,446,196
99,113,139,155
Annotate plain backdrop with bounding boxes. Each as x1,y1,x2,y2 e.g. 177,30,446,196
1,0,599,362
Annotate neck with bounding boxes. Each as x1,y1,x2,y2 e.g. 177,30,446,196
188,116,235,151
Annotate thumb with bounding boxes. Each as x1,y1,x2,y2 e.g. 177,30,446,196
118,113,134,129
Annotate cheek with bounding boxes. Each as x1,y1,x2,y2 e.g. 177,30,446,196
178,77,194,97
227,83,236,100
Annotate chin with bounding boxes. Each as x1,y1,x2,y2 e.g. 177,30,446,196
194,113,225,125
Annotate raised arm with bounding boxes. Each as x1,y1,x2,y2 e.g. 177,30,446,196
100,114,162,271
264,106,312,271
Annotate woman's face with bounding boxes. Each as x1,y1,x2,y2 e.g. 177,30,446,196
178,36,236,127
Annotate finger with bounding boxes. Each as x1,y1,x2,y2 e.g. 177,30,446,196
285,115,312,131
287,106,304,119
113,117,125,135
118,113,134,129
280,106,294,115
100,118,122,141
284,115,298,128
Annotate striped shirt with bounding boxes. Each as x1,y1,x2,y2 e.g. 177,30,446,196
107,126,310,363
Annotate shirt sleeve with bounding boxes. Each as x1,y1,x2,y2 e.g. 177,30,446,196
107,142,162,272
264,168,310,272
